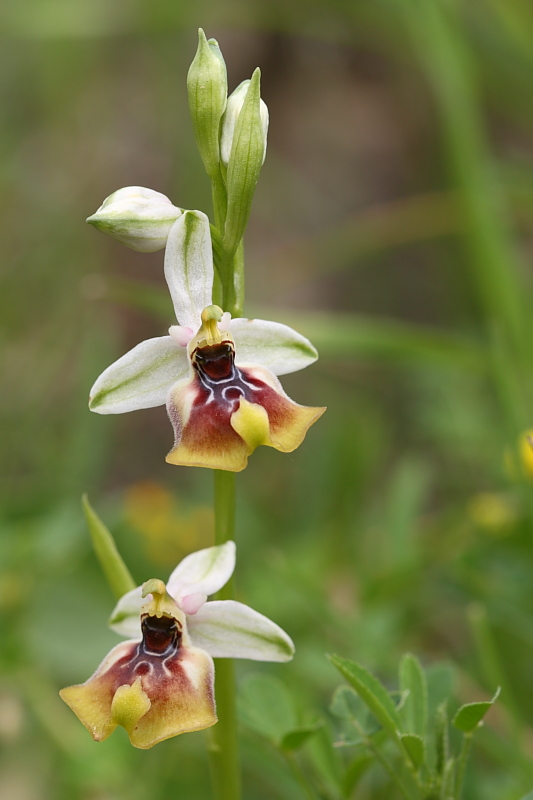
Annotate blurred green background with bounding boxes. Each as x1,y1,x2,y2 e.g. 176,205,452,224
2,0,533,797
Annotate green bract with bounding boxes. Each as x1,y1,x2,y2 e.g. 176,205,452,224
187,28,228,179
224,68,267,257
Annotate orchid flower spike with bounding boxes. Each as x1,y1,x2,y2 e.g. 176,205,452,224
60,542,293,749
89,209,325,471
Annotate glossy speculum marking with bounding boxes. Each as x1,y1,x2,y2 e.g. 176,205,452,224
192,340,262,410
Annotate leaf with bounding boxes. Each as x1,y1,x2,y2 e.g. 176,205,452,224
328,655,402,743
399,733,426,771
281,722,322,751
517,793,533,800
330,685,360,721
329,685,382,742
238,673,296,743
82,495,136,600
452,688,500,733
399,653,428,738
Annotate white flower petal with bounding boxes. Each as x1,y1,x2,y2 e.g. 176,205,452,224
230,318,318,376
187,600,295,661
89,336,188,414
164,211,214,329
167,541,236,602
108,586,143,638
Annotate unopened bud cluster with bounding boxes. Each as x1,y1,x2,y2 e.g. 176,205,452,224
188,29,269,256
86,29,269,263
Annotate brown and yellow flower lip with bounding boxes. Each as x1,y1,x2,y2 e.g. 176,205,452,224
166,350,325,471
60,581,217,749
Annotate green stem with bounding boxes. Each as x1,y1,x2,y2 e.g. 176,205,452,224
351,719,420,800
206,128,244,800
211,172,228,233
210,164,244,316
232,240,245,317
284,752,320,800
454,733,473,800
214,471,236,549
208,470,240,800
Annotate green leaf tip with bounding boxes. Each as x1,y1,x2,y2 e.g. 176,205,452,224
452,687,500,733
280,722,323,752
399,652,428,738
398,732,425,771
82,494,136,600
328,654,402,743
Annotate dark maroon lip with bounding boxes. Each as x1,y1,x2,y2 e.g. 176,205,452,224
192,340,236,382
141,614,182,657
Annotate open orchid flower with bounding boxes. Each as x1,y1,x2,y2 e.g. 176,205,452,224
60,542,294,749
89,208,325,471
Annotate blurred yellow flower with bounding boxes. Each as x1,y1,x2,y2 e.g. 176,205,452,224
504,429,533,482
467,492,517,536
124,482,213,566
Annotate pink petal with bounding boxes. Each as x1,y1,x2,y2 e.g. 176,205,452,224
179,592,208,616
169,325,194,347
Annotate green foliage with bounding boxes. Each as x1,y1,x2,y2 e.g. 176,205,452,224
400,654,428,739
238,673,297,744
329,654,500,799
452,688,501,734
82,494,136,600
434,703,449,777
399,733,425,771
328,655,403,744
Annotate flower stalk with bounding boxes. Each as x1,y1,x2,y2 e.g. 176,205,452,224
208,471,240,798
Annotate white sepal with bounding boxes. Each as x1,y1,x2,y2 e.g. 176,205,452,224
164,211,214,330
187,600,295,661
87,186,182,252
167,541,236,606
230,318,318,376
109,586,143,638
89,336,188,414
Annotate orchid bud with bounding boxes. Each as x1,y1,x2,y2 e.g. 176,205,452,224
87,187,182,253
220,79,269,167
223,68,268,257
187,28,228,179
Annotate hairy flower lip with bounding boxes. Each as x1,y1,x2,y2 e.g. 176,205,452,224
88,209,325,466
61,545,294,748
